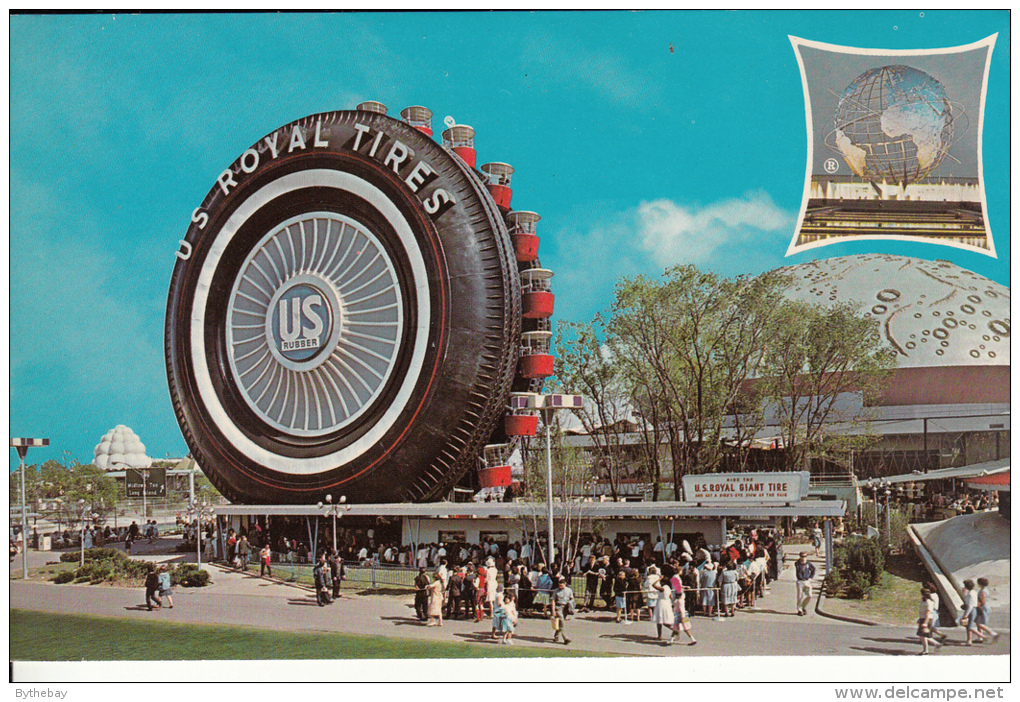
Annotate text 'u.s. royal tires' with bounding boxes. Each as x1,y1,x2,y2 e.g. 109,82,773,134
165,111,521,503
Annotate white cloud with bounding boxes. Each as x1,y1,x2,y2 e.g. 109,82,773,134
637,191,792,267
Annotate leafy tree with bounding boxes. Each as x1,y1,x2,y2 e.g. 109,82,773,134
11,460,119,527
758,300,897,473
554,318,634,500
607,267,790,497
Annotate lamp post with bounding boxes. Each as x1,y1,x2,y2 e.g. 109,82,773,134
868,480,879,529
78,499,88,567
188,499,209,570
536,394,585,568
883,484,892,550
10,438,49,580
323,494,347,554
542,407,555,567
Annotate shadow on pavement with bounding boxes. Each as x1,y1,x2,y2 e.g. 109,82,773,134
496,633,558,646
744,608,801,617
850,646,913,656
599,632,662,645
123,605,155,612
453,631,506,645
380,615,427,627
863,635,917,646
287,597,325,607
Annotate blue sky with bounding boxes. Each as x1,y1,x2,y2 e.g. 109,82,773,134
9,11,1010,470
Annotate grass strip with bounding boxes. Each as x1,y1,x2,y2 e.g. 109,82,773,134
823,552,928,627
11,609,595,660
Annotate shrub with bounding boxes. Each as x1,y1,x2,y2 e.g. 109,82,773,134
170,563,211,587
52,571,75,584
845,572,873,600
827,536,885,599
59,547,125,564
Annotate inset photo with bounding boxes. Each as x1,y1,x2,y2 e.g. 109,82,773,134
789,35,997,256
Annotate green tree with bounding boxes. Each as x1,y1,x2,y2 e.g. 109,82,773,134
554,318,633,500
608,266,790,497
10,460,119,527
758,300,897,473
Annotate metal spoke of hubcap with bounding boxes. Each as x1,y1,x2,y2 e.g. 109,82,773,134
226,212,404,437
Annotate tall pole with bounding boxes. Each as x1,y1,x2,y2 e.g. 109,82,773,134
11,439,48,580
884,489,892,549
190,467,201,569
79,502,86,567
326,495,337,553
19,449,28,579
873,486,879,529
544,408,554,567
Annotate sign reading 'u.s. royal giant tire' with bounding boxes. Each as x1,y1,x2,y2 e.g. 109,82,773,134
166,111,521,504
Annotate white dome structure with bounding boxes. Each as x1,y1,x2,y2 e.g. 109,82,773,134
94,425,153,471
780,254,1009,368
777,254,1009,407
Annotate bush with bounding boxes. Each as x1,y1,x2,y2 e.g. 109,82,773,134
52,571,75,584
71,561,118,583
59,547,125,564
845,571,873,600
170,563,211,588
54,547,150,585
827,536,885,599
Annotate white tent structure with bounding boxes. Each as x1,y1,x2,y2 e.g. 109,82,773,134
93,425,152,471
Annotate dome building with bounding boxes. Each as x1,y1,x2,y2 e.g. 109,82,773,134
776,254,1009,477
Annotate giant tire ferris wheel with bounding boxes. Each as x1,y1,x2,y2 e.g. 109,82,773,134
165,102,555,504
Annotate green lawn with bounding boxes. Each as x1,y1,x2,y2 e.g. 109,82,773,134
11,610,596,660
823,552,928,627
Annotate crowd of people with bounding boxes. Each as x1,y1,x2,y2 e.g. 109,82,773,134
904,490,999,522
398,527,786,647
9,519,163,555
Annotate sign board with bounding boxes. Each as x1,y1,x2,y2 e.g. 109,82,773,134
124,468,167,498
682,472,810,504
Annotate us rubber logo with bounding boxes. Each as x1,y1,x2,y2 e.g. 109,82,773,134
271,281,332,361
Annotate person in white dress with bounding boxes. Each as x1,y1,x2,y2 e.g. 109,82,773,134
649,570,675,642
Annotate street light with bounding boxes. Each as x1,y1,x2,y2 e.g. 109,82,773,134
78,499,88,567
320,494,349,554
883,484,892,550
10,437,49,580
187,499,211,570
537,394,584,568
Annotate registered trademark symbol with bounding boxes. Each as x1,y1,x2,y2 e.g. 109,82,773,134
824,158,839,174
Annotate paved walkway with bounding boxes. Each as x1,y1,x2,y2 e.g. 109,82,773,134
9,548,1009,658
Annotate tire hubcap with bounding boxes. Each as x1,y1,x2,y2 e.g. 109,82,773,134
226,211,404,437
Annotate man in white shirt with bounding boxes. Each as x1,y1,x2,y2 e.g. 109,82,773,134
521,541,532,566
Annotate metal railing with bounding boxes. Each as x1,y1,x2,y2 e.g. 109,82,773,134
220,556,590,594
